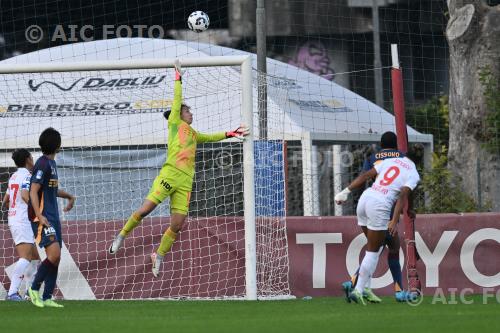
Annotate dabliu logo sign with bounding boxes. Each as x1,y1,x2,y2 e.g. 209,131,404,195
28,78,85,91
28,75,166,92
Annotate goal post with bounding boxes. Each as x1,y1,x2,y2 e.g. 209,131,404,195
390,44,421,295
0,56,273,300
240,57,257,300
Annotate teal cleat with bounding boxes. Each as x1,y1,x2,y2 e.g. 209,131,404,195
349,289,366,305
342,281,353,303
395,290,417,302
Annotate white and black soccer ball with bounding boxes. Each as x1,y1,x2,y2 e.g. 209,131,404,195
187,11,210,33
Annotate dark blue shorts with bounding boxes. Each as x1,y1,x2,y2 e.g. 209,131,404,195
31,221,62,248
385,230,394,243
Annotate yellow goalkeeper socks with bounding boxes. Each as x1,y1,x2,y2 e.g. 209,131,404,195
120,212,143,237
157,227,177,256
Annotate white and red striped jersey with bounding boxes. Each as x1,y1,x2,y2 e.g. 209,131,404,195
364,156,420,207
6,168,31,226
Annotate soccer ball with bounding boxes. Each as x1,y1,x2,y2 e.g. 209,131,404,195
187,11,210,33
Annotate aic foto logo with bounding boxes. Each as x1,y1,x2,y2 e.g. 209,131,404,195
28,75,166,92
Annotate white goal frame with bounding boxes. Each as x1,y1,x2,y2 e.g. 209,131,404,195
0,56,257,300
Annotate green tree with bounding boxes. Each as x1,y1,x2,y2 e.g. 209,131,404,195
478,66,500,155
418,147,478,213
406,95,449,152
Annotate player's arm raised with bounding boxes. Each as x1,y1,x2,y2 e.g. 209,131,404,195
163,59,184,123
196,125,249,143
196,131,226,143
334,168,377,204
57,189,76,212
225,125,249,141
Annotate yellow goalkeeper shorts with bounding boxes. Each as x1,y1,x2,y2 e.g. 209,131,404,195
146,167,192,215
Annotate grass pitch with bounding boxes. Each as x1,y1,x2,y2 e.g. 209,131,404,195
1,296,499,333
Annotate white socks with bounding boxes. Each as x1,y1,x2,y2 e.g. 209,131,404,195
355,251,380,293
155,253,164,265
364,246,385,290
8,258,30,296
24,260,40,292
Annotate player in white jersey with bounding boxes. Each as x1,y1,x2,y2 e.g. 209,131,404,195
1,149,41,301
335,132,420,305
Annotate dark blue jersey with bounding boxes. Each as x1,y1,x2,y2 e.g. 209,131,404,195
362,149,405,172
28,155,60,225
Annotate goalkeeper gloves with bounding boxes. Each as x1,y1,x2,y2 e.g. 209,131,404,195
334,187,351,204
226,125,250,141
174,58,184,81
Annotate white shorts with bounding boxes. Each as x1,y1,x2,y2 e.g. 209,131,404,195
8,222,35,245
356,192,392,231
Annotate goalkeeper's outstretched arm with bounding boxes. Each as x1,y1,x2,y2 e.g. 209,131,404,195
163,59,183,123
196,125,250,143
196,131,226,143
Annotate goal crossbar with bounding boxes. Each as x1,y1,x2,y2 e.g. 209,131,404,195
0,56,251,73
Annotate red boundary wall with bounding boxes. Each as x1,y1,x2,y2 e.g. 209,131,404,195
1,213,499,299
287,213,500,297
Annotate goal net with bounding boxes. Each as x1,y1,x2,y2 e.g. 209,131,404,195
0,56,290,300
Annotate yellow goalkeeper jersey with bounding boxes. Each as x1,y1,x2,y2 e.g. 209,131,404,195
161,80,226,180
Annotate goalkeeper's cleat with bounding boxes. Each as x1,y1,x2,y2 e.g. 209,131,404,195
43,299,64,308
348,289,366,305
363,288,382,303
395,290,417,302
109,234,125,254
6,293,23,301
28,288,44,308
151,253,162,278
341,281,353,303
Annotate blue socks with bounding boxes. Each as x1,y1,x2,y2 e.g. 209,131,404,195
388,252,403,291
31,258,59,300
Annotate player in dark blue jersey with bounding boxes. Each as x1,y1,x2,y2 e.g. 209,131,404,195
27,128,75,308
342,134,415,302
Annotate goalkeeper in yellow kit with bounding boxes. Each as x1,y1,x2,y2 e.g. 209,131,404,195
109,60,249,277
